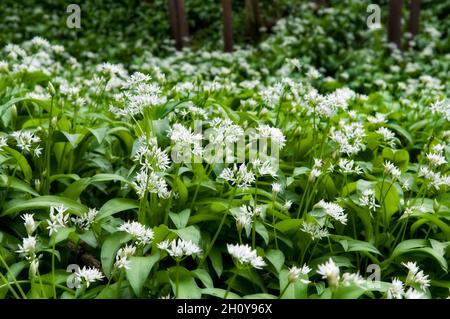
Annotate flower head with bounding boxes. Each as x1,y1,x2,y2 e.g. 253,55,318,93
118,221,153,246
317,258,340,289
75,266,104,287
157,239,202,259
227,243,266,269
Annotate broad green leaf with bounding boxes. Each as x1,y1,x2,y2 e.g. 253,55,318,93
1,196,88,217
97,198,139,220
169,266,201,299
265,249,285,273
172,225,201,244
375,181,399,225
191,269,214,288
201,288,240,299
101,232,132,277
169,209,190,229
279,269,308,299
3,147,32,182
126,253,160,296
0,174,38,196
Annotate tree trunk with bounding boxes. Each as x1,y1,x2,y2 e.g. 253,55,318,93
176,0,189,46
408,0,421,38
168,0,181,50
246,0,261,41
388,0,403,49
222,0,233,52
168,0,189,50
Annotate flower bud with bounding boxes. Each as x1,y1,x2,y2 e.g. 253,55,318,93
47,82,56,96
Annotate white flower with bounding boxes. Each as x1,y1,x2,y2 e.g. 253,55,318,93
46,205,69,236
10,131,41,154
133,168,171,199
208,118,244,144
359,188,379,211
29,259,40,277
134,139,171,171
21,213,37,235
387,278,404,299
227,243,266,269
283,200,293,210
168,123,203,158
157,239,201,259
426,151,447,167
288,265,311,283
219,163,256,189
233,205,262,232
317,258,340,288
338,158,362,175
384,161,401,179
115,244,136,270
0,136,7,149
330,122,366,156
118,221,154,246
71,208,98,230
376,127,396,147
317,200,347,225
75,266,104,287
300,221,329,240
402,261,430,290
404,287,426,299
252,159,278,177
257,125,286,149
341,272,365,287
272,182,282,193
367,113,387,124
17,236,37,257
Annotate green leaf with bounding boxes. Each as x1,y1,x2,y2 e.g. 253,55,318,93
169,209,190,229
101,232,132,277
62,174,130,200
331,235,381,255
255,221,269,245
125,253,160,296
191,269,213,288
279,269,308,299
97,198,139,220
1,196,88,217
201,288,240,299
0,174,38,196
275,219,303,233
52,227,75,244
265,249,285,273
209,247,223,277
172,225,201,244
374,181,399,225
391,239,428,259
3,147,32,182
169,266,201,299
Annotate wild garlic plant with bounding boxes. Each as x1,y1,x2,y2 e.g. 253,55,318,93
0,0,449,299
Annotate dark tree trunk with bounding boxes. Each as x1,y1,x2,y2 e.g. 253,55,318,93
168,0,181,50
408,0,421,38
388,0,403,49
246,0,261,41
168,0,189,50
222,0,233,52
176,0,189,45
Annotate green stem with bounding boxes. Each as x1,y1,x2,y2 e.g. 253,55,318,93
199,188,236,266
279,282,291,299
52,237,56,299
175,260,180,299
0,254,27,299
224,271,238,299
